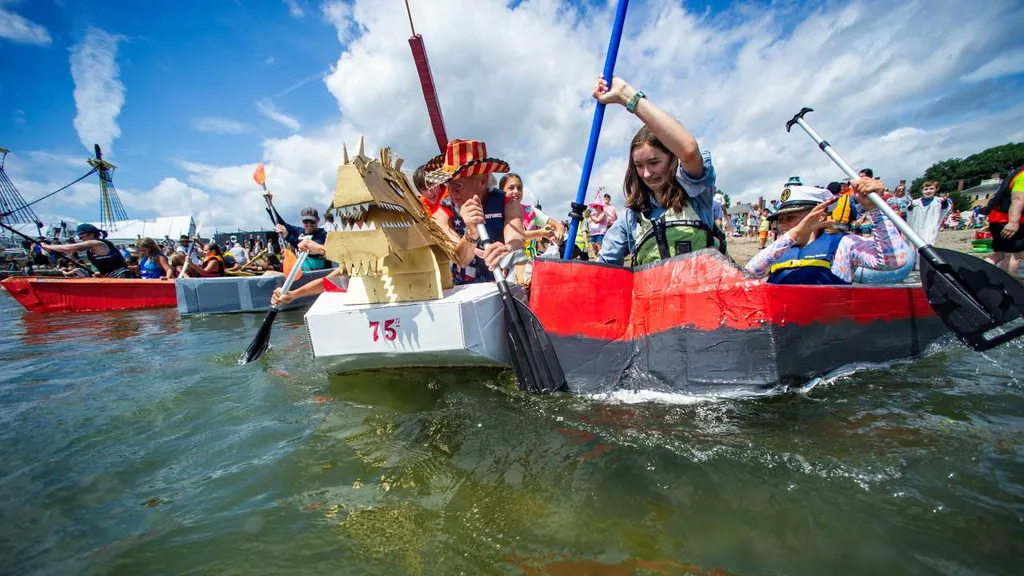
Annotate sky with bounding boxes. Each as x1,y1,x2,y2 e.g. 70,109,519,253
1,0,1023,234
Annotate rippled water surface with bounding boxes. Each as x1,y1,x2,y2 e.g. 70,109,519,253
0,292,1022,575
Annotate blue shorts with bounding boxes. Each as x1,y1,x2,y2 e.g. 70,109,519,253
590,234,605,244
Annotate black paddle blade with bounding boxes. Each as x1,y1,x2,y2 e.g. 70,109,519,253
241,309,279,364
501,293,567,394
919,246,1024,351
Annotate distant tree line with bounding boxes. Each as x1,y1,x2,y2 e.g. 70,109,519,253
910,142,1024,212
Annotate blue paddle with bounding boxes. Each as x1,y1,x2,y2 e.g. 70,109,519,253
562,0,630,260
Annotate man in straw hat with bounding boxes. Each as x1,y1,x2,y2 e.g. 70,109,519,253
424,139,525,284
743,178,907,285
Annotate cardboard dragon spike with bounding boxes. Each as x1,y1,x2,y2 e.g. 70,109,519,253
324,137,457,305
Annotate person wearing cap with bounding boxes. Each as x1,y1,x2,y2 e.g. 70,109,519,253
423,139,525,284
744,179,907,284
175,234,204,267
261,193,332,271
40,223,133,278
589,76,726,266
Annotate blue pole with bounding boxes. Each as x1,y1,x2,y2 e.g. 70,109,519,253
562,0,630,260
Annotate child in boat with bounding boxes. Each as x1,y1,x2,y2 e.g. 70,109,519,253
743,178,907,285
591,76,725,266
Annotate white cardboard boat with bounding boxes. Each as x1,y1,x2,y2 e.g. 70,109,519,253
304,282,509,374
176,268,334,316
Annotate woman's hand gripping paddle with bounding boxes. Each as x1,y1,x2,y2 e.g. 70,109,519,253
253,162,302,280
477,225,567,394
240,246,310,364
787,108,1024,351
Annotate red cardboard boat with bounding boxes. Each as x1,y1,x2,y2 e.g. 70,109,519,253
1,277,177,313
527,251,949,395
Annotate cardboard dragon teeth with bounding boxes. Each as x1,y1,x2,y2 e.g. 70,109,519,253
325,137,456,305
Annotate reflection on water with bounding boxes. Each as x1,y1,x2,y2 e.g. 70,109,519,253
0,295,1021,575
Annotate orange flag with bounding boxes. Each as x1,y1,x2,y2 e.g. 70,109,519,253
253,162,267,186
282,248,303,281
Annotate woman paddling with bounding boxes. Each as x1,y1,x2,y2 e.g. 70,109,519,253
40,223,133,278
591,76,726,266
136,237,174,280
186,243,228,277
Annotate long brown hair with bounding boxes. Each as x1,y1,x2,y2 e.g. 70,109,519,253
498,173,522,192
624,126,686,214
137,237,160,257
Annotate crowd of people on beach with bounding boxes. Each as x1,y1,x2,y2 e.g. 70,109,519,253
7,75,1023,293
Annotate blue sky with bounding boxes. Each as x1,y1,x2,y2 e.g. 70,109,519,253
1,0,1023,233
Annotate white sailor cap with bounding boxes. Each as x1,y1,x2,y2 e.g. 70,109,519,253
769,185,833,220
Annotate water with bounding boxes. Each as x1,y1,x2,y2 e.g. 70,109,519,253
0,294,1022,575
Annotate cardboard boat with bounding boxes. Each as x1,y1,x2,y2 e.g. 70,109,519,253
304,250,950,395
175,268,334,315
0,277,177,313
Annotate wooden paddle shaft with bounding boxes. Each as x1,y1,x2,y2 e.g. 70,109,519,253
790,116,929,250
240,248,268,270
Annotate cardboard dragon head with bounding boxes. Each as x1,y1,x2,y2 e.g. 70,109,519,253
324,137,456,304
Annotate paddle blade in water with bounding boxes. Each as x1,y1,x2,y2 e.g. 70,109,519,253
253,162,266,186
241,309,278,364
501,291,567,394
919,246,1024,351
282,249,303,281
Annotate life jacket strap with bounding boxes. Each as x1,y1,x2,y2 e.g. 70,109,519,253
769,258,831,274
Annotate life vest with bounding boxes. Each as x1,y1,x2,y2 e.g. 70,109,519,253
632,202,726,266
985,166,1024,223
86,239,129,276
830,193,855,226
451,189,506,284
139,255,164,279
767,232,850,285
421,187,455,220
203,253,226,276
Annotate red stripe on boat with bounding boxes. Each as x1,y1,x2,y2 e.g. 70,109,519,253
528,256,936,340
1,277,178,313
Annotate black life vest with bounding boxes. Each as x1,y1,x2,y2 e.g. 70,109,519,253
86,239,129,276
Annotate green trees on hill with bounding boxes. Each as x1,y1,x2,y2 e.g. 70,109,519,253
910,142,1024,211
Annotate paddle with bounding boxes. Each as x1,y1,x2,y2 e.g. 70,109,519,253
0,220,94,275
253,162,302,279
240,248,310,364
176,221,203,279
787,108,1024,351
240,247,268,270
562,0,630,260
477,224,567,394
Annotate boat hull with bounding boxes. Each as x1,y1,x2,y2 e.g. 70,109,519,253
304,250,950,395
175,268,335,315
1,277,178,313
304,282,508,374
528,252,949,395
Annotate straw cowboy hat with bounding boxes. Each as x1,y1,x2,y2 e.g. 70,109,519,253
424,139,510,187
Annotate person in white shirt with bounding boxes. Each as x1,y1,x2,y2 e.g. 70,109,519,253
228,235,248,266
175,234,203,266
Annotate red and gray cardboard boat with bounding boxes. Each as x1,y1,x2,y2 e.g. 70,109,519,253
304,249,949,396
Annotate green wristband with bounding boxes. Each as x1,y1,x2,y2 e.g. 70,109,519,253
626,90,647,113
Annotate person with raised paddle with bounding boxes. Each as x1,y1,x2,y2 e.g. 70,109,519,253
787,107,1024,351
262,200,333,272
743,182,907,284
40,223,133,278
589,76,727,266
423,139,525,284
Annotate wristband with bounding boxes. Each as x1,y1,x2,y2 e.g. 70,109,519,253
626,90,647,114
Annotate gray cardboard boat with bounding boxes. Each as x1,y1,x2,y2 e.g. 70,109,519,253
175,268,335,315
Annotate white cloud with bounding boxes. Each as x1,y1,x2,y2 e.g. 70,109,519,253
69,27,125,154
191,117,253,134
256,100,301,132
0,4,51,45
283,0,304,18
13,0,1024,233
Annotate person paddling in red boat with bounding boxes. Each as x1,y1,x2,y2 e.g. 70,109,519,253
590,76,726,266
40,223,133,278
423,139,525,283
743,178,907,284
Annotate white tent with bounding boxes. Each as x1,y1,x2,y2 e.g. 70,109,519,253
96,216,196,244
